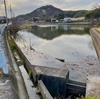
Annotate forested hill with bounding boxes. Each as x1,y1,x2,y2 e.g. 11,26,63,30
16,5,88,20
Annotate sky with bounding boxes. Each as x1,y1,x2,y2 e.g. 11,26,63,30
0,0,100,17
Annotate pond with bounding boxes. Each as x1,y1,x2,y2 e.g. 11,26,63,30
15,25,97,62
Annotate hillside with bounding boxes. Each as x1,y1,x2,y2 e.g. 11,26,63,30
17,5,88,20
17,5,64,20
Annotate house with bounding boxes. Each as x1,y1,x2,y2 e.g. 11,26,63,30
64,17,72,23
0,16,7,23
51,18,59,23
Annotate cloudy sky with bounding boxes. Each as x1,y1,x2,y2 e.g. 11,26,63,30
0,0,100,17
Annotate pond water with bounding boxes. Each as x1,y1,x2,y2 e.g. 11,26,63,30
15,25,97,62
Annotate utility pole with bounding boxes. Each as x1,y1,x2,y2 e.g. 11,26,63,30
4,0,8,28
10,4,12,20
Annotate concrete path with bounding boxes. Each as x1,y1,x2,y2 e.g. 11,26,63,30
0,24,20,99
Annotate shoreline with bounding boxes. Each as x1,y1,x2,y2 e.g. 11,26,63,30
36,21,91,26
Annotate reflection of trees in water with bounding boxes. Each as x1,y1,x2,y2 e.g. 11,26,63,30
28,25,91,40
84,27,91,34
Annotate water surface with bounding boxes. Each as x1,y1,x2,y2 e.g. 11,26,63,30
15,25,97,61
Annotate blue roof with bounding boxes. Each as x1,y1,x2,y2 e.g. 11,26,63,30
0,50,8,74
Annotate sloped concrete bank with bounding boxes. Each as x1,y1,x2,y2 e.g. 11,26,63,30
87,28,100,97
3,27,29,99
90,28,100,59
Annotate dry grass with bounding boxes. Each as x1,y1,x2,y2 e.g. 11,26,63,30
19,22,33,30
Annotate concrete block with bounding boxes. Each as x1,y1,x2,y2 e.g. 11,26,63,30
35,66,69,98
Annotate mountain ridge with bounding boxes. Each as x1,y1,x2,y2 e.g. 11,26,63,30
17,5,87,20
17,5,64,20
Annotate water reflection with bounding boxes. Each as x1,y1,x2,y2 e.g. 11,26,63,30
28,25,90,40
15,25,97,61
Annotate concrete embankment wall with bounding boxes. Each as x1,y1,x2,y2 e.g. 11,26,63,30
4,29,29,99
90,28,100,59
10,36,38,83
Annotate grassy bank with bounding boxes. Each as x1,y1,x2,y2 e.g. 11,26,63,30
7,34,24,66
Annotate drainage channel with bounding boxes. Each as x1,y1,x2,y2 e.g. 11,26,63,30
19,65,41,99
12,51,41,99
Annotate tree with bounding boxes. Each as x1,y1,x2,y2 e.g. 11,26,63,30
93,4,100,18
54,13,64,20
85,4,100,19
85,11,93,19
